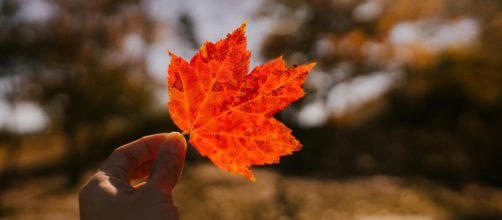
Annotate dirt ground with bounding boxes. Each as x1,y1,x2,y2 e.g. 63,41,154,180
1,164,502,220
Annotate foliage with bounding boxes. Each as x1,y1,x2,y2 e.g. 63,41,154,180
262,0,502,185
168,23,315,181
0,0,161,185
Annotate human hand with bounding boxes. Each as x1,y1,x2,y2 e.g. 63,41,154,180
79,132,186,220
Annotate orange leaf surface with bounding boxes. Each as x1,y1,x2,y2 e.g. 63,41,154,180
167,21,315,181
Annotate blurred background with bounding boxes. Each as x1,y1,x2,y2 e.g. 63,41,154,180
1,0,502,219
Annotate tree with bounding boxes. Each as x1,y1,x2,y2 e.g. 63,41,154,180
0,0,163,186
260,0,502,185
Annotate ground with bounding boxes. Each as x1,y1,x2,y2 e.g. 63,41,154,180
1,164,502,220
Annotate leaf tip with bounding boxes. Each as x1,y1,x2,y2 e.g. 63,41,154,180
167,50,175,57
247,174,257,182
306,62,317,70
230,20,247,36
240,20,248,32
199,42,208,59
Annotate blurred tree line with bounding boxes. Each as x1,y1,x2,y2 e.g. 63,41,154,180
0,0,501,193
0,0,175,187
263,0,502,186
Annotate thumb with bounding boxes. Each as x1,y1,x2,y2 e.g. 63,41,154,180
147,132,187,192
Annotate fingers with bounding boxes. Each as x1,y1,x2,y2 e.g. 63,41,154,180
147,132,186,192
100,133,171,181
98,132,187,193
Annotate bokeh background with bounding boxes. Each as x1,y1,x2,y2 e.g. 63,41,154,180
1,0,502,219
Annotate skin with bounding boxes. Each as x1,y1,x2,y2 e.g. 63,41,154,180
79,132,186,220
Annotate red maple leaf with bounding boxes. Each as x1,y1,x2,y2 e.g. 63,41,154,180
167,21,315,181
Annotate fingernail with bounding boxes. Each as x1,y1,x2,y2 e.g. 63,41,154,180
165,132,187,150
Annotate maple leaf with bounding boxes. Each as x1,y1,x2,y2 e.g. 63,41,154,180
167,21,315,181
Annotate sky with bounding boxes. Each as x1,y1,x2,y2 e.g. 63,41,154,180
0,0,482,133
